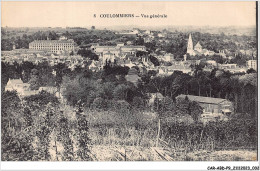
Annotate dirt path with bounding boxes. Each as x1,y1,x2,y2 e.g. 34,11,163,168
48,130,64,161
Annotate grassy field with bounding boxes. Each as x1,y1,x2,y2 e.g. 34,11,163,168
88,145,257,161
57,107,258,161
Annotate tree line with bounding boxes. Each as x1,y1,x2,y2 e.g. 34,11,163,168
2,60,257,118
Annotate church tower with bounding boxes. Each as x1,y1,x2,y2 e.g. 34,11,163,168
187,33,193,55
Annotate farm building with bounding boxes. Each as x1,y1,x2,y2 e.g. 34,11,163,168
176,94,233,115
176,94,233,123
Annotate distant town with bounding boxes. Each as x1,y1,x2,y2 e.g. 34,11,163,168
2,26,258,161
1,26,257,120
2,27,257,72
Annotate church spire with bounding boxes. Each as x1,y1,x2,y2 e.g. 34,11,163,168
187,33,193,55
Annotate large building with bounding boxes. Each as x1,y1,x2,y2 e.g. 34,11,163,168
29,37,75,54
91,43,146,65
247,60,257,71
186,34,215,56
91,44,146,56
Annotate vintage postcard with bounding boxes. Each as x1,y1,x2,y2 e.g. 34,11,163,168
1,1,259,170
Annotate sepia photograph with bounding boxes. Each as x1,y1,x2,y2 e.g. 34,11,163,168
0,1,259,170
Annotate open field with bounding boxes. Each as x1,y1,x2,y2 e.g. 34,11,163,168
89,145,257,161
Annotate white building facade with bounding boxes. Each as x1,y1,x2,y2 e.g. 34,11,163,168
29,38,75,53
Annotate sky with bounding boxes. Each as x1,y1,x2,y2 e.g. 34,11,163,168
1,1,257,28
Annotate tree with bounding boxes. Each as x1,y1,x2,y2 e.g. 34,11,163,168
75,102,91,160
211,55,226,64
24,91,59,108
113,84,129,100
77,49,99,60
110,100,131,115
61,76,99,106
70,51,74,56
136,51,147,57
229,77,241,113
36,61,55,87
175,96,191,116
149,76,164,93
135,36,144,46
147,70,157,77
189,101,203,122
2,91,22,159
36,103,61,161
176,96,203,122
54,63,66,88
24,107,33,127
98,82,115,100
149,55,160,66
20,61,35,83
144,41,157,52
169,74,190,98
246,68,256,74
28,69,41,90
153,96,175,147
192,68,211,97
58,117,74,161
230,53,246,66
132,96,145,111
1,90,38,161
35,125,51,160
103,64,129,76
92,97,107,110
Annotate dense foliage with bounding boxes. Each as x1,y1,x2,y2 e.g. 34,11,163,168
2,59,256,118
1,91,91,161
161,117,257,150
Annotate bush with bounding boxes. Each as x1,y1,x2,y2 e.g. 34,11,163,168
131,97,145,110
112,100,131,114
161,118,257,150
24,90,59,107
92,97,107,110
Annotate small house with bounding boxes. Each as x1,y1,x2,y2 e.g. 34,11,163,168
5,78,38,97
5,78,30,94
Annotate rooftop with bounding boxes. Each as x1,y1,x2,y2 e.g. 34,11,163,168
30,39,74,44
147,92,164,99
176,94,228,104
195,42,202,48
8,78,24,85
125,74,140,84
95,45,145,49
127,68,138,75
